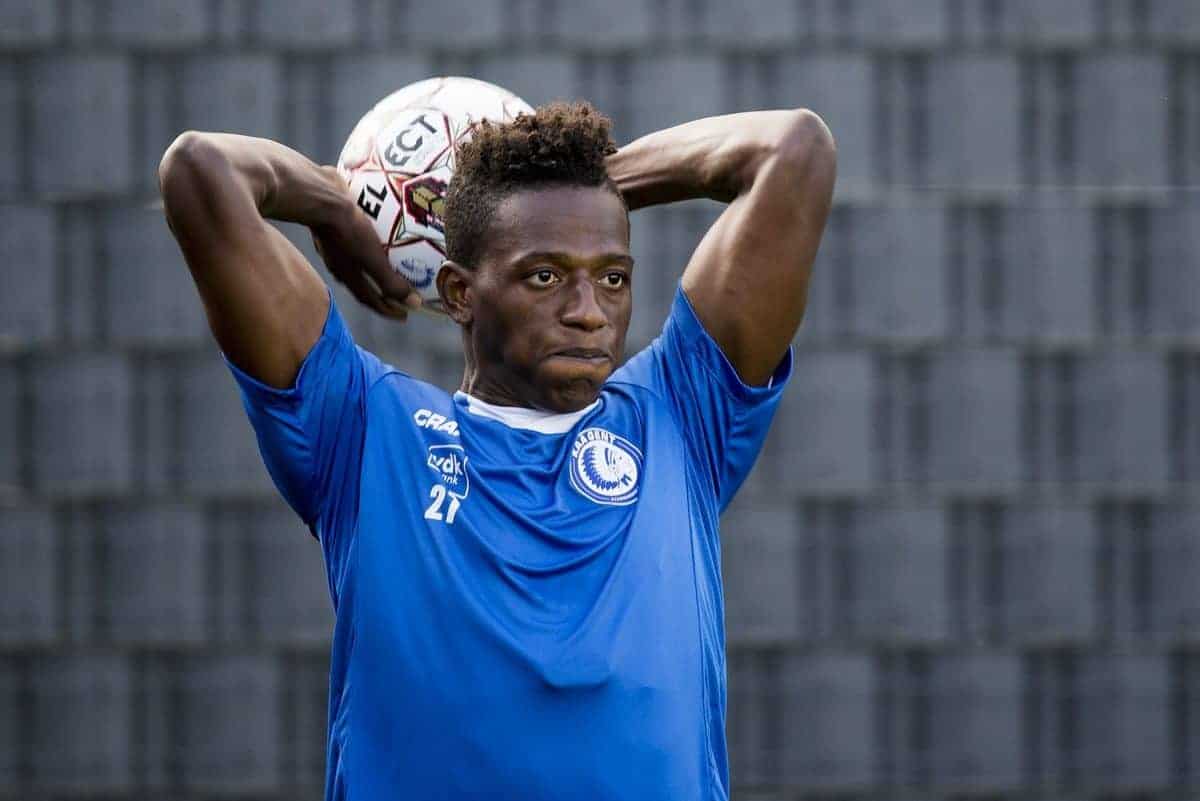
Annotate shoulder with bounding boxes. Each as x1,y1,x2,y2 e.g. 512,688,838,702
366,364,455,410
603,364,671,414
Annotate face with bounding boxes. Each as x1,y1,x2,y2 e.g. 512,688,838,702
439,185,633,413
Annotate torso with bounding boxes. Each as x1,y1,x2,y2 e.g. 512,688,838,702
340,376,724,800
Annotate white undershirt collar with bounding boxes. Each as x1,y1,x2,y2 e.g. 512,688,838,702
455,391,599,435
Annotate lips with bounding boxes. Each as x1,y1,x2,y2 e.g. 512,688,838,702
553,347,610,361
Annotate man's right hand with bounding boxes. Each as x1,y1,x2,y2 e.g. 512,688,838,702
310,166,421,321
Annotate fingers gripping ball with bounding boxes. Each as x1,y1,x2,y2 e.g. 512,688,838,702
337,76,534,316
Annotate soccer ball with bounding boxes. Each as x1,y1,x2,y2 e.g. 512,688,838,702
336,76,534,315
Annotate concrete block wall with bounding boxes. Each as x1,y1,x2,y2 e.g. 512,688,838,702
1,0,1198,798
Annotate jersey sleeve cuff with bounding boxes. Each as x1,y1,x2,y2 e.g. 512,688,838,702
671,286,794,405
220,285,342,405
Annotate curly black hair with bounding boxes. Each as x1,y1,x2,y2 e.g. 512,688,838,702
443,100,625,270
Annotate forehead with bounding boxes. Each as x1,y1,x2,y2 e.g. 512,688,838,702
482,185,629,267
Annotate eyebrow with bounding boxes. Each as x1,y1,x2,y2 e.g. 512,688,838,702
510,250,634,268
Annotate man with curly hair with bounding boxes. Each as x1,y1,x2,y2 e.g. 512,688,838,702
159,94,835,799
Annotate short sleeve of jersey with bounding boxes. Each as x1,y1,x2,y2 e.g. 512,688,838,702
221,288,386,561
614,286,793,510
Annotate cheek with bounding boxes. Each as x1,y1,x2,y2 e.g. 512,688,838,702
607,295,632,336
490,302,543,366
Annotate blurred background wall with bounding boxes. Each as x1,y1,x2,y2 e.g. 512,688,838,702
1,0,1199,798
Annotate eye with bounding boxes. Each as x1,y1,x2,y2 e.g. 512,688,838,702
526,268,559,288
601,271,627,289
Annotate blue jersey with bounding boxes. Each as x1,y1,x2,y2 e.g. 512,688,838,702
224,285,791,800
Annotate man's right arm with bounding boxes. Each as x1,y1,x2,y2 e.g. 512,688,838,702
157,132,415,389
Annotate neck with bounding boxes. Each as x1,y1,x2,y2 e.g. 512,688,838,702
460,367,531,409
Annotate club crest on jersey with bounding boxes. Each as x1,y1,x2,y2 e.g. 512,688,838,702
569,427,642,506
427,444,469,497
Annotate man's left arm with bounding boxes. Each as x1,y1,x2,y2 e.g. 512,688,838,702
607,110,836,385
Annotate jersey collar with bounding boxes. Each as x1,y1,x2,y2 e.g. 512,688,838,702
455,391,598,435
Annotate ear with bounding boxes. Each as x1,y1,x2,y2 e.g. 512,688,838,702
437,259,474,326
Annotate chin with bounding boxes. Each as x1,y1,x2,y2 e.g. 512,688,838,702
536,360,611,412
539,375,605,413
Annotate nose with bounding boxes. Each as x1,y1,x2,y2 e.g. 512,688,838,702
560,278,607,331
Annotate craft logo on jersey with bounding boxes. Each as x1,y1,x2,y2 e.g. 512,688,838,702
427,444,469,497
414,408,460,436
569,427,642,506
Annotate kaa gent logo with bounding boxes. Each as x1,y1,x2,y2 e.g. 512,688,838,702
426,444,469,499
569,427,642,506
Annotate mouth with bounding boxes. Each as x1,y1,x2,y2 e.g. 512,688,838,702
551,348,611,363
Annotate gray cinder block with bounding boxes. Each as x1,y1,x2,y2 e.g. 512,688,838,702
1007,202,1097,342
1094,202,1153,337
629,54,723,140
0,656,19,792
1150,0,1200,42
394,0,505,48
100,502,208,645
0,62,20,199
927,349,1022,487
720,501,802,645
103,203,208,346
847,204,947,341
780,652,876,789
179,54,283,142
1078,55,1168,187
874,352,932,485
1150,203,1200,338
845,504,949,644
1177,652,1200,786
282,652,331,790
178,655,282,795
1076,351,1168,488
1022,353,1078,484
550,0,654,49
928,55,1021,188
0,204,55,345
29,654,132,794
0,505,56,647
929,653,1023,792
31,353,134,496
0,360,18,490
860,0,949,46
253,0,357,48
474,53,581,109
1003,504,1098,645
246,501,334,646
0,1,57,47
657,0,803,46
769,350,874,493
1024,53,1080,187
30,56,132,197
1016,0,1100,44
1168,353,1200,483
1077,655,1171,792
106,0,209,47
136,54,180,194
1148,502,1200,643
726,649,779,786
874,53,932,186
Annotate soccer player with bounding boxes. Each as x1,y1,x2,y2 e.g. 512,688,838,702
158,100,835,800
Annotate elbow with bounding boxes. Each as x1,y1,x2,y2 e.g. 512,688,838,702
779,109,837,170
158,131,220,196
158,131,201,183
771,109,837,195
